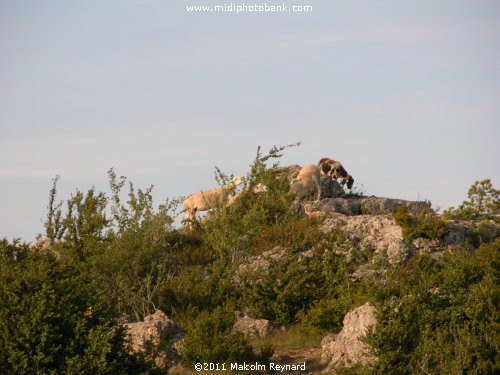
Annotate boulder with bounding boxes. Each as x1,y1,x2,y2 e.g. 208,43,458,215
124,310,184,368
360,196,431,215
232,311,284,337
235,246,323,284
321,303,376,372
320,175,347,199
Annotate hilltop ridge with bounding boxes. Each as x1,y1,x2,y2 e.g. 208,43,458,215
1,149,498,374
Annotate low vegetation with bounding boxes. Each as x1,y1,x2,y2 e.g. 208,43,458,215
0,145,498,374
392,204,448,242
369,239,499,374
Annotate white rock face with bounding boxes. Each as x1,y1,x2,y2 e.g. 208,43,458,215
124,310,184,367
321,214,410,264
320,214,476,267
321,303,376,372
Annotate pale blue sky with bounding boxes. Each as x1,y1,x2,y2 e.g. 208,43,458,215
1,0,499,241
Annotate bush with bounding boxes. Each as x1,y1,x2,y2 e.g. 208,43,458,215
251,215,325,254
239,250,353,327
0,239,158,374
200,144,302,261
393,205,447,242
368,239,500,374
298,297,349,331
181,304,272,366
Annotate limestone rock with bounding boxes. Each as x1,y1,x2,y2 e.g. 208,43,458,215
320,214,411,264
232,311,284,337
320,176,347,199
360,196,431,215
235,246,325,285
306,198,361,216
411,219,474,256
321,303,376,372
235,246,286,283
125,310,184,367
305,196,431,217
319,213,476,267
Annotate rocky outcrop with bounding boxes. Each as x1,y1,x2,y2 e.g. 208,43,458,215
321,303,376,372
124,310,184,368
321,214,411,264
305,196,431,216
320,213,475,267
320,176,347,199
232,311,284,337
235,245,320,284
411,219,474,255
235,246,287,283
306,198,362,216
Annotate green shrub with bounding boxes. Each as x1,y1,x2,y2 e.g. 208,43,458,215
368,239,500,374
299,297,349,331
0,239,158,375
239,250,352,326
181,304,272,366
251,215,325,254
201,144,301,261
393,205,447,242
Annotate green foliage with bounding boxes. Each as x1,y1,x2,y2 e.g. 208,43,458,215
6,147,499,374
239,250,353,328
393,205,447,242
40,169,181,321
0,239,157,375
181,304,272,366
63,188,110,255
156,262,235,328
444,179,499,222
251,215,324,254
368,239,500,374
201,157,297,261
298,297,349,331
45,175,64,240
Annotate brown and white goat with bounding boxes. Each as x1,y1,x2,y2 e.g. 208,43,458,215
317,157,354,189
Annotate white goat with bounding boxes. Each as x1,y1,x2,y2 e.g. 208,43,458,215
183,176,244,224
288,164,321,201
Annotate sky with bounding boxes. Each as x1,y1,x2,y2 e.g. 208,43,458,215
1,0,499,241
